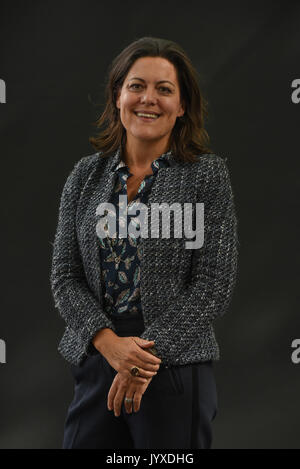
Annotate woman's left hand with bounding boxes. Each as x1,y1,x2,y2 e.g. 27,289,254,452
107,372,153,417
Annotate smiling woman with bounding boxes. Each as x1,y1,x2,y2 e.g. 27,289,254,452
89,37,212,164
51,36,238,450
114,55,186,165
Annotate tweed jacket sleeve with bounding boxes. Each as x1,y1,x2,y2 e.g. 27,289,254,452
139,156,239,363
50,157,116,357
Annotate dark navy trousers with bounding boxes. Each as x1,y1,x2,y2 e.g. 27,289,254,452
62,316,218,449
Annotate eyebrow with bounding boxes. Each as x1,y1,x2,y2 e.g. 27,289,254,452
128,77,175,87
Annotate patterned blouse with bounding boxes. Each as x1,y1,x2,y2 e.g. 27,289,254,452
97,147,172,320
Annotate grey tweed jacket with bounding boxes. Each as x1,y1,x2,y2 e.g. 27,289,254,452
50,149,239,367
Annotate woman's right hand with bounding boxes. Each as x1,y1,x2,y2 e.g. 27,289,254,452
93,329,162,383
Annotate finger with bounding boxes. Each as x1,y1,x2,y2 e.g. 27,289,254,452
135,351,162,369
124,392,134,414
131,339,162,366
133,392,142,413
107,378,118,411
128,365,158,379
118,369,149,383
132,376,149,385
113,386,126,417
135,359,161,372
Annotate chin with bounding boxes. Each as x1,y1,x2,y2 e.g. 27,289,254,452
130,130,163,141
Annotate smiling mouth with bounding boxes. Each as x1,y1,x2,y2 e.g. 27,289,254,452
134,112,161,120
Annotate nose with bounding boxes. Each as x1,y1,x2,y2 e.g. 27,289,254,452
140,87,158,105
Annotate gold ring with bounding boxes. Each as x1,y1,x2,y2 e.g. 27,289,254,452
130,366,140,377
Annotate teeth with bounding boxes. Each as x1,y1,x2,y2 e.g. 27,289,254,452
136,112,159,119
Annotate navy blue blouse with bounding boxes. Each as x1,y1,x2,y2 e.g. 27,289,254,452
97,147,172,320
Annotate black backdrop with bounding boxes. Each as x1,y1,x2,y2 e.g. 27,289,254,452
0,0,299,449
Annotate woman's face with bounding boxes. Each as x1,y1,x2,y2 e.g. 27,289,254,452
116,56,185,147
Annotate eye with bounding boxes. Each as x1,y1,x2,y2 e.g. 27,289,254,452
129,83,142,89
159,86,171,93
129,83,172,93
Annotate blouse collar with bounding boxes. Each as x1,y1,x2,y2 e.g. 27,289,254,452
111,145,174,173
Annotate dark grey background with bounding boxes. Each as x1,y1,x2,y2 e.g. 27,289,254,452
0,0,299,449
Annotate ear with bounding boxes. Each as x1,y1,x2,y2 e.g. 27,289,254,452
178,101,185,118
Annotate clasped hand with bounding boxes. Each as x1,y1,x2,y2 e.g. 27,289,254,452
107,371,153,417
97,335,162,417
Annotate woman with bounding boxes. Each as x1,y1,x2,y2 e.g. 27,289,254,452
50,36,239,449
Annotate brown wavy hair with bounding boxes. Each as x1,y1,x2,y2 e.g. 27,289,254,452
89,36,213,163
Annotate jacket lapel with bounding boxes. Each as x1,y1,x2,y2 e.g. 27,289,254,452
81,151,120,305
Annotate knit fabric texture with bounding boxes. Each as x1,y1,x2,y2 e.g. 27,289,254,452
50,147,239,367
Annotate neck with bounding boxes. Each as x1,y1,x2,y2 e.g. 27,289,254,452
122,136,170,170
